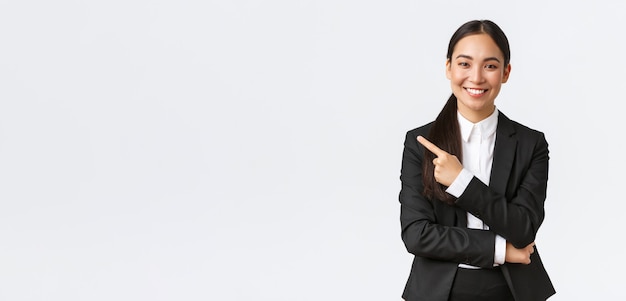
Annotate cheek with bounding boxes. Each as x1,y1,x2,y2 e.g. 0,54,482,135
487,72,504,84
487,74,504,86
449,70,466,83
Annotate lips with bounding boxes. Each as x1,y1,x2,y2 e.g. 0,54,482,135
465,87,488,96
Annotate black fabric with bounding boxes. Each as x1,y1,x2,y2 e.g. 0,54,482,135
400,112,556,301
448,267,514,301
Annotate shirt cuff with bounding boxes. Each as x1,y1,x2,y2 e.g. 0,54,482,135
445,168,473,198
494,235,506,266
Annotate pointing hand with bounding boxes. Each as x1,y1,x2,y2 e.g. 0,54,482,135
417,135,463,187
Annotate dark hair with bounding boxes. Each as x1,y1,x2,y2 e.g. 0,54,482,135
422,20,510,204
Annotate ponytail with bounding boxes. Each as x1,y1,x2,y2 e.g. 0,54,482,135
422,94,462,205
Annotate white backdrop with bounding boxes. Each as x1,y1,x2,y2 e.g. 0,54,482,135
1,0,625,300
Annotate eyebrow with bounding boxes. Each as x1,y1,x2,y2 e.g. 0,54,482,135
455,54,501,63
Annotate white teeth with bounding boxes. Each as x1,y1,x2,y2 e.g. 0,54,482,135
466,88,486,95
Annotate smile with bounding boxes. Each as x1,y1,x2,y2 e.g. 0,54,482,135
465,88,487,96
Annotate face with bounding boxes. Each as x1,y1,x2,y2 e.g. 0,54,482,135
446,33,511,122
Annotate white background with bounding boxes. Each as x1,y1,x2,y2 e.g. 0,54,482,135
1,0,624,300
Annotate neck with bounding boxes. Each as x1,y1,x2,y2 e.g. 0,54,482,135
458,105,496,123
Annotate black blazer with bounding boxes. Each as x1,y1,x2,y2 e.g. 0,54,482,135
399,112,555,301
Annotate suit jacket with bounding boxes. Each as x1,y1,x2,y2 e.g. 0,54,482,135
399,112,555,301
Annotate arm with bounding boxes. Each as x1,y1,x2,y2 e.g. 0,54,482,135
418,132,549,249
456,132,549,248
399,129,496,268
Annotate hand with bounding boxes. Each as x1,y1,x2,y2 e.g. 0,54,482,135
417,136,463,187
505,242,535,264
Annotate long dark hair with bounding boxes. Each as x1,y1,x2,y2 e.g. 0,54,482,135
422,20,511,204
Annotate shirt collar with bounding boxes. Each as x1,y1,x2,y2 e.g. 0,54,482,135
458,108,499,142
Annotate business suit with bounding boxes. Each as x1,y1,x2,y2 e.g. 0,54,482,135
399,111,555,301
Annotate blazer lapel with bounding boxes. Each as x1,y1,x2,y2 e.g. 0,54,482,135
454,206,467,227
489,112,517,196
490,112,518,297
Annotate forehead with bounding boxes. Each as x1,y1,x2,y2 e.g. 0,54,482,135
452,33,504,59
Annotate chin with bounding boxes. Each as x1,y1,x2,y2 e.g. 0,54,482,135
459,99,495,113
461,99,488,109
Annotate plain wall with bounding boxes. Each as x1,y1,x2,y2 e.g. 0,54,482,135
1,1,624,300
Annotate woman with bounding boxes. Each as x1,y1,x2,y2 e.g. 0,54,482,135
399,20,555,301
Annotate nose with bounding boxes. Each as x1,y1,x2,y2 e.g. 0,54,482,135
469,66,484,83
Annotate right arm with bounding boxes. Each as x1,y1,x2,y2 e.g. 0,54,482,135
415,133,537,265
399,129,496,268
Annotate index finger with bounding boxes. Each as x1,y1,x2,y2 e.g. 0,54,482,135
417,135,447,157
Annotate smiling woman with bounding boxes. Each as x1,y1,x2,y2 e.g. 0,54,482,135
446,34,511,122
399,20,556,301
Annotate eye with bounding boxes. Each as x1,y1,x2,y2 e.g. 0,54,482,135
485,64,499,70
458,62,470,68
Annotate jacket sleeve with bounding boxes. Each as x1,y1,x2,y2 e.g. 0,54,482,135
455,131,549,249
399,129,497,268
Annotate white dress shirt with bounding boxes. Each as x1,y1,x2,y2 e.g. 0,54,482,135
446,109,506,268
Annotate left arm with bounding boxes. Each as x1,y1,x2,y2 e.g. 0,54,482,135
418,133,549,249
457,133,549,248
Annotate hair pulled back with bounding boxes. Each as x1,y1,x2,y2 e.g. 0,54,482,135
423,20,510,204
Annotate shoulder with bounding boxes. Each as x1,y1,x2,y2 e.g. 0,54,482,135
406,121,434,138
402,122,434,150
499,112,546,140
498,112,548,150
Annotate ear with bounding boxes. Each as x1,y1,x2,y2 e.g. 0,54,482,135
502,64,511,83
445,59,452,80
